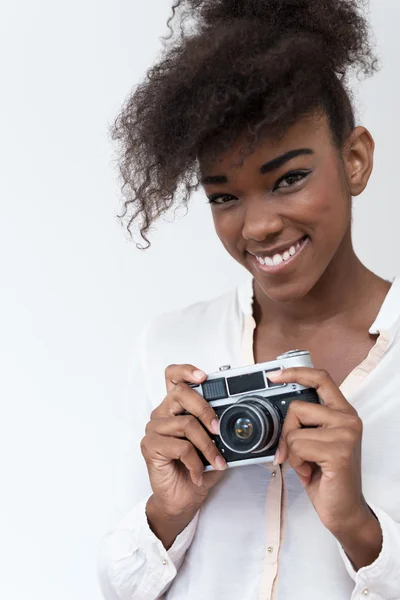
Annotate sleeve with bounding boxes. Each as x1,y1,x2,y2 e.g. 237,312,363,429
98,498,200,600
338,503,400,600
97,321,200,600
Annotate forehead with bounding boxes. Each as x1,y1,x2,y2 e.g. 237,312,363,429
199,113,331,177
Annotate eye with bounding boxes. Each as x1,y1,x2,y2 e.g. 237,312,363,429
207,194,236,205
207,169,312,203
273,169,311,192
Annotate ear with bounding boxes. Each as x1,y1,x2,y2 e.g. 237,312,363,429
342,126,375,196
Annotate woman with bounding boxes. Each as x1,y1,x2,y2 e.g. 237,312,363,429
99,1,400,598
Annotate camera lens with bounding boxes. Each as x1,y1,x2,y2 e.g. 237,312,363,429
233,417,254,440
219,397,280,455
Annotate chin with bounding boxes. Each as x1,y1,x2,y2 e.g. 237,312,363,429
253,273,321,304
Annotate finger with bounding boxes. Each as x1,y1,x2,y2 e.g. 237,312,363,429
284,429,359,486
287,455,313,484
268,367,355,412
286,438,336,470
278,401,361,463
286,426,360,447
283,401,352,429
142,433,206,486
165,363,206,393
152,383,219,436
286,452,314,486
285,428,361,480
145,416,227,471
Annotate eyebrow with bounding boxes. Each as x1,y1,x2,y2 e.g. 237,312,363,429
200,148,314,185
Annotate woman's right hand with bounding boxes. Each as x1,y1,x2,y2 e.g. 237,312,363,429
141,364,228,519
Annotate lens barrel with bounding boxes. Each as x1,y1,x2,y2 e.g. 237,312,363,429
219,396,280,455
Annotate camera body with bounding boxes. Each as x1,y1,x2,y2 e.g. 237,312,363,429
190,350,319,471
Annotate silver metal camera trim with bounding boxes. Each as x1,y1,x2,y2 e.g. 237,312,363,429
219,396,280,455
276,349,310,360
204,454,276,471
196,350,313,410
199,350,314,471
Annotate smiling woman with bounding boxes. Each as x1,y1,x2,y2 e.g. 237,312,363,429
199,113,375,305
111,0,374,249
99,1,400,600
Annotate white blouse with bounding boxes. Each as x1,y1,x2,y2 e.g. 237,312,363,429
98,275,400,600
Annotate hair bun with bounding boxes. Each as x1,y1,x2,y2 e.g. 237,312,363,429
171,0,375,76
112,0,378,245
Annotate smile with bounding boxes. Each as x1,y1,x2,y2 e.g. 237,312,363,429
249,235,309,274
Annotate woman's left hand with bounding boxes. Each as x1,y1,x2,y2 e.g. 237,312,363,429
268,367,374,538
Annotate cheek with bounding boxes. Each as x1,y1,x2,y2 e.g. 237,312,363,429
212,211,243,252
306,168,351,234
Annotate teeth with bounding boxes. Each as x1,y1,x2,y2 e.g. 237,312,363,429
272,254,283,266
255,237,306,268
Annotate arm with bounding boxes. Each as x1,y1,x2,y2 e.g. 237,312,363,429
146,494,201,551
98,496,200,600
98,324,200,600
334,505,382,571
337,504,400,600
269,368,400,600
98,322,226,600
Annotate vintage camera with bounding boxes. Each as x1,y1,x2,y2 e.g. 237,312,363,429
190,350,320,471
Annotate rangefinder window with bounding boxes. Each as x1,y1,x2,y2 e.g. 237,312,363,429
202,378,228,401
227,372,265,396
265,367,286,389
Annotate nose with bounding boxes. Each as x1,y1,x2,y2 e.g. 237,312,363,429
241,199,284,242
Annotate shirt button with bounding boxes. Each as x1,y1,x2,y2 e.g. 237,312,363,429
362,589,369,596
267,546,274,553
271,471,276,477
162,560,168,566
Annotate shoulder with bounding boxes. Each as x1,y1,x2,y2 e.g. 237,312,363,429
144,285,241,354
137,283,248,407
373,276,400,341
138,278,252,381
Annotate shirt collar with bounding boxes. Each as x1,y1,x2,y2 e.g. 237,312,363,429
369,275,400,335
237,275,400,335
237,274,254,317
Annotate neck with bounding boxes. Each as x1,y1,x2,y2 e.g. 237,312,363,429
253,229,386,335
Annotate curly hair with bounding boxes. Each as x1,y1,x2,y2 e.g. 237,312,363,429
110,0,378,248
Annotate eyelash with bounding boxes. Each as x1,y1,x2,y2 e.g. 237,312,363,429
207,169,312,205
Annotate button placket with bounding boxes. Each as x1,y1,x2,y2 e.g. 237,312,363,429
258,465,284,600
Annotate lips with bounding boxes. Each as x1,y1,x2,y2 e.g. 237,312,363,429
249,235,308,266
248,235,309,273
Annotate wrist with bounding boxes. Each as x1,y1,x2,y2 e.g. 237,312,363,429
333,504,383,571
149,494,201,520
146,495,200,550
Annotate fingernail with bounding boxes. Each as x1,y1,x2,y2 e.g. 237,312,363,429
197,476,203,487
193,369,206,380
215,456,227,470
268,370,282,380
273,448,280,466
211,419,219,435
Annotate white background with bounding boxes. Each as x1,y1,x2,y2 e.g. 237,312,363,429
1,1,399,599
